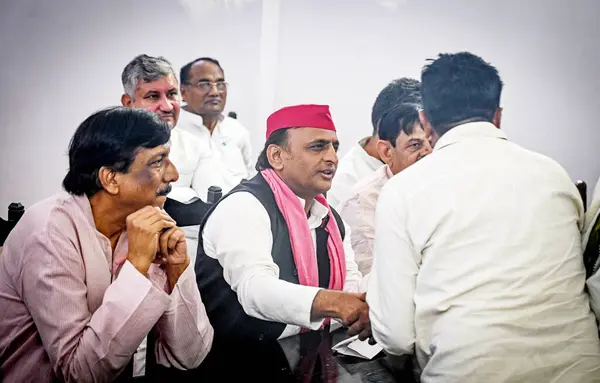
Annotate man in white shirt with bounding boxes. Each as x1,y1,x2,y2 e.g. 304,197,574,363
339,103,432,275
368,52,600,382
178,57,254,199
584,176,600,318
120,54,208,204
328,78,421,208
196,104,371,345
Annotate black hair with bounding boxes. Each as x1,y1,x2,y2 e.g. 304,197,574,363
180,57,224,84
421,52,503,136
62,107,170,197
378,103,422,147
255,129,289,171
371,77,421,134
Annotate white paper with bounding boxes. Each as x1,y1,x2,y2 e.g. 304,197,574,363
332,335,383,360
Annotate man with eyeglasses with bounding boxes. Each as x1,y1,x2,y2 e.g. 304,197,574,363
178,57,254,199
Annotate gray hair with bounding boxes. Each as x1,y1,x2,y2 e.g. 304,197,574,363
121,54,177,99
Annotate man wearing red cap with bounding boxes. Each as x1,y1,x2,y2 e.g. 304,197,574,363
195,104,370,344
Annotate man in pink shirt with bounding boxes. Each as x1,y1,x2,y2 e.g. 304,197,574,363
339,103,432,275
0,107,213,382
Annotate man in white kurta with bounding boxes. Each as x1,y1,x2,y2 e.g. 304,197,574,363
176,108,254,198
584,175,600,323
368,52,600,383
179,57,254,199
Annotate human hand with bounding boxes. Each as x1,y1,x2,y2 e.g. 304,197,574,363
343,292,374,343
157,226,190,290
126,206,176,276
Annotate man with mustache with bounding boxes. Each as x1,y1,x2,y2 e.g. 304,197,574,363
339,103,432,275
328,78,422,209
0,107,213,382
177,57,254,198
195,104,371,346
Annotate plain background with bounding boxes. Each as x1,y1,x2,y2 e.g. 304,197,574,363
1,0,599,217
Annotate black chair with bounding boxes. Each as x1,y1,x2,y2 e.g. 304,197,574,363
163,186,222,227
576,180,587,212
0,203,25,246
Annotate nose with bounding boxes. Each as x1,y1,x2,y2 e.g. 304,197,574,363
164,158,179,183
323,145,339,165
158,95,174,112
420,139,433,159
207,83,220,97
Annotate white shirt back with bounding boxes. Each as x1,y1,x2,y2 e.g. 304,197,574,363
368,122,600,383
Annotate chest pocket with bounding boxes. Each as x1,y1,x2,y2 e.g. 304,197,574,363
215,137,246,177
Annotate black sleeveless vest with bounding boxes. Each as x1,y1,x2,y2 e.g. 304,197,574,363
195,173,345,342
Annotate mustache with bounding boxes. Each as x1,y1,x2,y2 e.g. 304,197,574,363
157,184,172,197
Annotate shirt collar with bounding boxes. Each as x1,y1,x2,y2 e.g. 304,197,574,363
71,193,117,245
434,121,507,152
382,164,394,179
179,108,224,128
72,193,96,228
297,196,329,221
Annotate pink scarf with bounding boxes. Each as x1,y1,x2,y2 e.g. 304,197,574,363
261,169,346,292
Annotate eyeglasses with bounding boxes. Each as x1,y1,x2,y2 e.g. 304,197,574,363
188,81,228,92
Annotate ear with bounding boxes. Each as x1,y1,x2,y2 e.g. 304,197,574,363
418,110,431,130
376,139,394,167
97,166,119,196
266,144,286,171
180,84,188,103
493,107,502,129
121,93,133,107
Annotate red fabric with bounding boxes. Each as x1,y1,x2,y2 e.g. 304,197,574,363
266,104,336,139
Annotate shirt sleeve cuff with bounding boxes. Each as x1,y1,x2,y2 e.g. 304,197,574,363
118,260,153,291
299,286,326,330
173,262,195,287
167,262,196,298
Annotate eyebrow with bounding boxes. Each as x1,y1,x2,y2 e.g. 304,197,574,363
405,137,424,146
144,88,177,94
309,139,339,145
197,77,226,82
146,151,168,164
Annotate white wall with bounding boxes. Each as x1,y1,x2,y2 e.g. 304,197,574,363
1,0,599,217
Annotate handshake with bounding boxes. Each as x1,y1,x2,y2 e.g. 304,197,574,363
312,290,375,344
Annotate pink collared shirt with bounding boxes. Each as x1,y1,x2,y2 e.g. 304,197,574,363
0,192,213,382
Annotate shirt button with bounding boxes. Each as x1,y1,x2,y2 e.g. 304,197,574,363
258,334,264,341
293,269,298,276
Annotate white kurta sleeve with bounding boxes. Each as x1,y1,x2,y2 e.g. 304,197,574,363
367,183,418,356
202,192,324,329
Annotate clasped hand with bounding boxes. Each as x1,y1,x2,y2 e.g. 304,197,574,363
125,206,189,282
